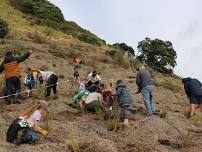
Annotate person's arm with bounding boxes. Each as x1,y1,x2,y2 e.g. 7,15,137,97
115,87,122,97
136,72,141,87
184,83,190,97
15,51,32,63
0,64,4,73
33,121,48,136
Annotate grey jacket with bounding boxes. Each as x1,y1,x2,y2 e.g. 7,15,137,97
116,81,133,107
136,69,153,89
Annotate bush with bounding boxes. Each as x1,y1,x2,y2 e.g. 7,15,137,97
0,18,9,39
78,33,101,46
9,0,64,23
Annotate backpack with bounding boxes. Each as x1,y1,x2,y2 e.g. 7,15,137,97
6,118,28,143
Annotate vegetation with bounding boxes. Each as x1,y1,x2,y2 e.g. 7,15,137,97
137,37,177,74
112,43,135,57
9,0,105,46
0,17,9,39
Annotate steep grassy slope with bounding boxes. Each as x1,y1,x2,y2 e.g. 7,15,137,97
1,0,202,152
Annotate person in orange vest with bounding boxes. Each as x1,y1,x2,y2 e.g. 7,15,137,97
0,50,32,104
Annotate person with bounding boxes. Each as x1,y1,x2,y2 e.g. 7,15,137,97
136,65,156,116
86,71,102,88
182,77,202,118
0,50,32,104
68,90,89,112
6,100,49,144
84,88,104,113
72,64,81,86
38,70,58,98
116,80,133,127
24,68,36,97
100,83,115,110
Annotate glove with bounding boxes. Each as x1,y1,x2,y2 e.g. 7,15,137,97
39,129,48,136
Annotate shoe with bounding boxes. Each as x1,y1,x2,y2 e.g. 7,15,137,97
68,103,77,108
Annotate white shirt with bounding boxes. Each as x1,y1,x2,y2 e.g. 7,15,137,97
26,110,42,128
87,73,101,83
40,71,55,81
85,92,102,104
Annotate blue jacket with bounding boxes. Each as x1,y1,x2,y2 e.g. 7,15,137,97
136,69,153,89
116,81,133,107
182,77,202,97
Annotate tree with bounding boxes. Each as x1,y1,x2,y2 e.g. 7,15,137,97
137,37,177,74
112,43,135,57
0,18,8,39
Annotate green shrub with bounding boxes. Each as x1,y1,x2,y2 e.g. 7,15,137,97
9,0,64,23
0,18,9,39
78,33,101,46
9,0,105,46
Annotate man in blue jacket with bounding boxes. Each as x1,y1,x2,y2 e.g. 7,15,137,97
182,77,202,118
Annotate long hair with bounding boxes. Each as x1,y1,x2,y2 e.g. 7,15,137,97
23,104,42,118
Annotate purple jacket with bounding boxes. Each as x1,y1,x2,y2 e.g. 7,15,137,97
136,69,153,89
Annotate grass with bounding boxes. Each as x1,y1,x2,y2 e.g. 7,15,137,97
0,117,9,151
66,123,80,152
48,49,65,58
44,100,57,132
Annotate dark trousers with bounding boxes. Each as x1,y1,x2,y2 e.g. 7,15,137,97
46,74,58,97
6,76,21,104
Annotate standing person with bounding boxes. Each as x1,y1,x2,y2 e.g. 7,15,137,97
182,77,202,118
116,80,133,127
38,70,58,99
72,64,81,86
0,50,32,104
136,66,156,116
6,100,49,144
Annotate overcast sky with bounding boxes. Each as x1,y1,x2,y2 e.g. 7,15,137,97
49,0,202,80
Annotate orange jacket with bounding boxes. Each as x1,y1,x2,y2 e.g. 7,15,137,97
3,61,21,79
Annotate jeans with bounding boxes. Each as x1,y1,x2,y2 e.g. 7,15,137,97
6,76,21,103
141,85,155,115
24,128,39,144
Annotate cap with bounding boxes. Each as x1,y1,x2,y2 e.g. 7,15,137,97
38,100,49,111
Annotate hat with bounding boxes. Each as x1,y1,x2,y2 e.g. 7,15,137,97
38,100,49,111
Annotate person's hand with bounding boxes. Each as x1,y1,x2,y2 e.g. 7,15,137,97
40,129,48,136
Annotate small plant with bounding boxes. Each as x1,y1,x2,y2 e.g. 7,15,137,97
160,105,171,119
66,123,80,152
44,100,57,132
59,74,65,79
0,18,9,39
107,116,119,131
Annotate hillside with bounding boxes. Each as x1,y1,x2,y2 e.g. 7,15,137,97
1,0,202,152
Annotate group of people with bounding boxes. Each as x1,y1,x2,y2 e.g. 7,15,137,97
1,50,202,145
0,50,59,104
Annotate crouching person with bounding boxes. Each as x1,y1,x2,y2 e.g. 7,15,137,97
38,70,58,99
84,88,104,113
68,90,90,112
115,80,133,127
6,100,49,144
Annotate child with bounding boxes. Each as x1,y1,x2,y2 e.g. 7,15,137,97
7,100,49,144
115,80,133,127
100,83,115,110
24,68,36,97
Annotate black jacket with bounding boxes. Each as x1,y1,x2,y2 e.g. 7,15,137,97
182,77,202,97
